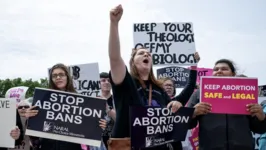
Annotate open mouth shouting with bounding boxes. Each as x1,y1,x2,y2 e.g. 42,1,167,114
143,58,149,64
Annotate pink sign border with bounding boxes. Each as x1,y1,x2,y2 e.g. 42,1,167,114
200,76,258,115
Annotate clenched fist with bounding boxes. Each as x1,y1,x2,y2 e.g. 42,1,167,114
110,4,123,23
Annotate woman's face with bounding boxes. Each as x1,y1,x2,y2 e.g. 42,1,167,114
51,68,68,90
163,80,174,97
133,49,152,72
18,105,30,117
213,63,234,77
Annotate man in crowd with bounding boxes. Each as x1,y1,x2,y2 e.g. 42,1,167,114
99,72,116,149
88,72,116,150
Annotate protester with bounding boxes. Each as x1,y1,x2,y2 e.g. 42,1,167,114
160,53,199,150
187,59,266,149
0,109,23,150
9,100,31,150
99,72,115,148
25,63,83,150
87,72,115,150
107,4,186,150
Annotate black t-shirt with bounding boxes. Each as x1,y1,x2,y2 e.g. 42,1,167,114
110,68,174,149
107,95,114,109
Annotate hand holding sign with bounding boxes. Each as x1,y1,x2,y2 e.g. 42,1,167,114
194,52,200,63
193,102,212,118
247,104,265,121
167,101,182,113
25,105,39,118
10,126,20,140
99,119,107,130
191,52,200,70
110,4,123,24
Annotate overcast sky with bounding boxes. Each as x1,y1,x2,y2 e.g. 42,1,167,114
0,0,265,85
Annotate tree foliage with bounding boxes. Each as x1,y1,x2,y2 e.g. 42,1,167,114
0,78,49,98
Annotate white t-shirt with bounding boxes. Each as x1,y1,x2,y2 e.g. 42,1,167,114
182,129,193,150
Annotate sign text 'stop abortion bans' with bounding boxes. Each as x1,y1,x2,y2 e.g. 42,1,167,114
26,88,106,147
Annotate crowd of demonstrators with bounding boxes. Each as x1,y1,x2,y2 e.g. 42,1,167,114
1,4,266,150
187,59,266,150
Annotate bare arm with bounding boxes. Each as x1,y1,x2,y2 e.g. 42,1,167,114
109,23,126,85
109,5,126,85
108,109,116,121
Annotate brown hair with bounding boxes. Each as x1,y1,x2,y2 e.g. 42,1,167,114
49,63,76,93
129,48,162,89
159,77,174,85
215,59,236,76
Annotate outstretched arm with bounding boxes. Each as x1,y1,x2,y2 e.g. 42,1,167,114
187,90,200,129
109,5,126,85
174,52,199,105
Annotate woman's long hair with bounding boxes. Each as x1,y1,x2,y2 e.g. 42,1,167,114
129,48,162,89
49,63,76,93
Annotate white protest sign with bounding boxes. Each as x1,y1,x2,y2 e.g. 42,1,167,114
48,63,101,97
133,22,196,67
5,86,29,106
0,98,16,148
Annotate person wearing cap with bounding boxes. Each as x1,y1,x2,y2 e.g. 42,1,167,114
9,100,31,150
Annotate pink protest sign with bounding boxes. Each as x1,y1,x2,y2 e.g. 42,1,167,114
189,126,199,150
200,77,258,115
196,68,213,84
187,67,213,84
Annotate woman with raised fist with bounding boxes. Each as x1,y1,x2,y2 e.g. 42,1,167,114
108,4,184,150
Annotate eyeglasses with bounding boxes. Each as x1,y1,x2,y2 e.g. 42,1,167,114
18,106,30,109
52,73,66,79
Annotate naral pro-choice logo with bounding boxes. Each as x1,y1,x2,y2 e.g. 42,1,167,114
43,121,54,132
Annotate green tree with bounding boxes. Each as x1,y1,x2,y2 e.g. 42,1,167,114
0,78,49,98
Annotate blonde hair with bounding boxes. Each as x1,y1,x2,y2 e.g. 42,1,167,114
18,100,31,107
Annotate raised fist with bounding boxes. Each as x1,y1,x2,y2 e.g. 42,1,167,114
110,4,123,23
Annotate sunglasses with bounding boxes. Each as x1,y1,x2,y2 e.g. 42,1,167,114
18,106,30,109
